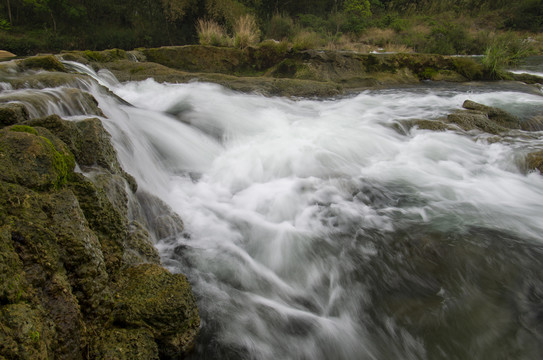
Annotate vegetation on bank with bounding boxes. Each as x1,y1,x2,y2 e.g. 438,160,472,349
0,0,541,57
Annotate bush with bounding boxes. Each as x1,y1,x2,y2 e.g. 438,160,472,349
291,30,325,51
196,19,231,47
423,23,471,55
233,14,260,49
265,13,295,40
482,33,533,78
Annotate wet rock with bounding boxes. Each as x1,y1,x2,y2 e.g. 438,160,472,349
521,114,543,131
112,264,200,359
0,105,198,360
19,55,66,72
526,150,543,173
136,191,184,241
0,303,55,360
91,327,159,360
0,103,29,127
447,110,507,134
400,119,454,132
0,125,74,190
462,100,520,129
0,88,103,118
5,72,89,89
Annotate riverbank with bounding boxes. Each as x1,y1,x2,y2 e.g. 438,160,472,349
2,45,537,98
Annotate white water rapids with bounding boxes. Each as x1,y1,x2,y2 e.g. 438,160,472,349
8,62,543,359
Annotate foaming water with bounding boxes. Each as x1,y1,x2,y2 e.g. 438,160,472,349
92,77,543,359
14,64,543,359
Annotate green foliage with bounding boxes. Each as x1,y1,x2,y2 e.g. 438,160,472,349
482,33,533,79
265,13,295,40
504,0,543,32
344,0,372,18
423,23,471,55
292,30,325,51
0,18,11,30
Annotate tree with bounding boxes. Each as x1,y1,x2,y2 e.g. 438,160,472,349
343,0,371,18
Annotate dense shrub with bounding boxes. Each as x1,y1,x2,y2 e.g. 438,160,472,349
292,30,325,51
265,14,295,40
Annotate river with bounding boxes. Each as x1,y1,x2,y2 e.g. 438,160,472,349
14,62,543,359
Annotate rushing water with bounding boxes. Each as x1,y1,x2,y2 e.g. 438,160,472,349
7,62,543,359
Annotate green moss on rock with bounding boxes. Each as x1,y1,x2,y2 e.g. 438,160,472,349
526,150,543,173
91,327,159,360
20,55,66,72
112,264,200,358
0,127,74,190
0,103,30,127
10,125,38,135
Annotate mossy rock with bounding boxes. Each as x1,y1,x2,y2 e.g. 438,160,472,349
112,264,200,359
521,115,543,132
452,57,484,80
142,45,247,74
19,55,66,72
82,49,128,63
5,72,88,90
526,150,543,173
0,88,102,118
0,227,30,304
0,303,55,360
74,118,122,172
462,100,520,129
401,119,454,132
447,111,507,134
91,327,159,360
0,103,29,127
0,126,75,190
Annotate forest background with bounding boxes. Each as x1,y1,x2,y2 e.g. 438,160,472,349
0,0,542,57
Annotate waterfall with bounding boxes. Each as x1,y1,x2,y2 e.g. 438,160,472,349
11,63,543,359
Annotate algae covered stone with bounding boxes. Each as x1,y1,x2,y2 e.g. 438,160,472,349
526,150,543,173
0,103,29,127
0,126,74,190
113,264,200,358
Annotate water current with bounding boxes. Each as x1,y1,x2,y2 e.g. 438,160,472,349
10,62,543,359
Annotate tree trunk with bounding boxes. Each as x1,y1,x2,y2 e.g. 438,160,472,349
6,0,12,24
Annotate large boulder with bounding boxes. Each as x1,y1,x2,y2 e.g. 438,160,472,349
0,112,199,360
0,103,30,126
112,264,200,359
462,100,521,129
446,100,521,134
0,125,74,190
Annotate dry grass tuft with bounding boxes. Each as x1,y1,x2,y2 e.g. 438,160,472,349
233,14,260,49
197,19,231,47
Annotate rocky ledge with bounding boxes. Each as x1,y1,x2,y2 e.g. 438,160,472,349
0,98,199,359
